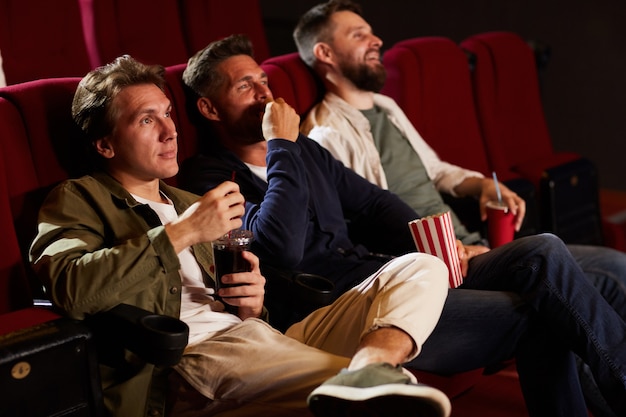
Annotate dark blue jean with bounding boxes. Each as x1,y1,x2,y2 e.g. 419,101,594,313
568,243,626,320
568,243,626,417
409,233,626,417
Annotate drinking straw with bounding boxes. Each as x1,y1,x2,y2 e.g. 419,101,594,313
229,170,236,238
492,171,503,205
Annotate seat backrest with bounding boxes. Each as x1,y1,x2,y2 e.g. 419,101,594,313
260,52,324,118
459,31,557,176
179,0,271,62
163,63,203,186
79,0,188,67
381,36,502,179
0,0,92,85
380,37,542,237
0,77,84,304
0,98,33,313
0,78,85,188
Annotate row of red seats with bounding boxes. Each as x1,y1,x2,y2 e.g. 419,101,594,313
388,34,604,246
0,1,605,247
0,0,270,85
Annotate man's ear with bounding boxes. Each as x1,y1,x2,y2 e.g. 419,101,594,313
197,97,220,121
313,42,334,65
94,137,114,159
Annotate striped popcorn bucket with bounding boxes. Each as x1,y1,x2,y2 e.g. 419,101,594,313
408,211,464,288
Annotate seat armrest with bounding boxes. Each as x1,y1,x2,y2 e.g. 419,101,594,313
0,314,107,416
87,304,189,367
261,264,335,331
0,304,188,416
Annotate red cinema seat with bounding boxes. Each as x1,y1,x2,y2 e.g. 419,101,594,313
263,46,493,182
0,97,42,314
0,78,85,194
79,0,188,67
461,32,603,244
382,37,499,178
0,78,189,417
260,52,324,117
459,32,581,185
0,78,84,305
163,63,204,186
381,36,538,237
179,0,271,63
0,91,105,417
0,0,92,84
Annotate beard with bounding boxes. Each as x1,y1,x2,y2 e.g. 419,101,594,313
219,105,266,145
339,58,387,93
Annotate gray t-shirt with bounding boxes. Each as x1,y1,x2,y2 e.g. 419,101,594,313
361,106,482,244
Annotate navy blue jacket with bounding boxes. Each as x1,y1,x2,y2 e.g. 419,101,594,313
180,134,420,295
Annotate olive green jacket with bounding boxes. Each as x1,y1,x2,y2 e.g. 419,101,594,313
29,172,214,417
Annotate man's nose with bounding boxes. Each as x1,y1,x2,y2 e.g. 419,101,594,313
255,83,271,100
161,118,178,141
371,34,383,48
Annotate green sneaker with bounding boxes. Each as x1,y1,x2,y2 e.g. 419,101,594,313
308,362,451,417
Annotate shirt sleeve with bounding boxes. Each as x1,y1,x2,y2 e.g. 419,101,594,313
29,181,181,319
241,138,310,268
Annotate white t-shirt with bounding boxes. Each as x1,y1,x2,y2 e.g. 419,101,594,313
133,193,241,346
245,163,267,182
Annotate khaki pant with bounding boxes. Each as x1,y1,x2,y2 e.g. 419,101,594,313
170,253,448,416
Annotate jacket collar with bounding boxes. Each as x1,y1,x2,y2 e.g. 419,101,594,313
90,171,192,214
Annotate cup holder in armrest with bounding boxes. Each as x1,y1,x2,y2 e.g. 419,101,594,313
88,304,189,367
260,264,336,331
293,273,334,309
136,313,189,366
